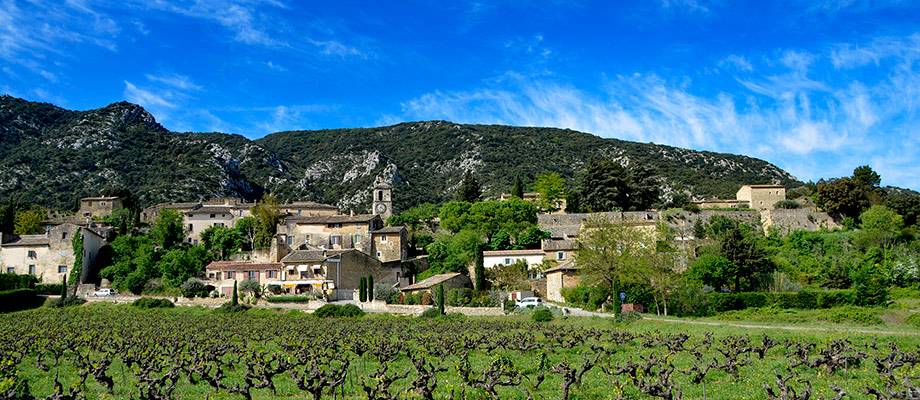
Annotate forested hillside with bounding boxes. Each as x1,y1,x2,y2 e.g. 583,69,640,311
0,96,801,212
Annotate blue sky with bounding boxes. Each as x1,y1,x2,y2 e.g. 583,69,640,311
2,1,919,190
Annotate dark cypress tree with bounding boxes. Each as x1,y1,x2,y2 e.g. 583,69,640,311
456,170,482,203
367,275,374,301
60,275,67,303
437,283,445,315
474,248,485,291
359,277,367,302
512,175,524,199
232,280,239,306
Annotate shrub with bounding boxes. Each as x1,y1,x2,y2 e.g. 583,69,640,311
774,200,803,209
313,304,364,318
265,296,312,303
181,278,207,298
0,273,37,291
238,279,260,296
682,204,701,213
419,308,442,319
503,300,516,313
616,310,642,324
447,288,473,307
374,283,397,302
132,298,175,309
0,288,39,312
532,306,554,322
826,306,883,325
46,295,85,309
35,284,62,295
214,302,250,313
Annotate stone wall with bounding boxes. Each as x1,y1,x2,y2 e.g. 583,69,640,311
761,209,840,236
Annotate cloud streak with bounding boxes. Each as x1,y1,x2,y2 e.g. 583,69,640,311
391,34,920,189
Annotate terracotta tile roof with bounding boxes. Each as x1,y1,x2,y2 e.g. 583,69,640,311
281,249,348,263
205,261,281,271
544,260,579,273
400,273,463,291
373,226,406,234
283,214,379,224
482,249,545,257
187,206,237,215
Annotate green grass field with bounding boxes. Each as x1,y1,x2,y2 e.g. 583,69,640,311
2,303,919,399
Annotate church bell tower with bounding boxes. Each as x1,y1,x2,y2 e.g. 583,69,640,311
372,178,392,222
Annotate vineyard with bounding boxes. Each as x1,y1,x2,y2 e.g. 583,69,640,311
2,305,919,399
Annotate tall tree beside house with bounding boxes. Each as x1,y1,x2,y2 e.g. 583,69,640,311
573,158,660,212
14,208,45,235
532,172,566,213
150,208,185,250
512,175,524,199
201,225,243,260
60,275,67,303
252,193,281,248
575,216,662,312
456,170,482,203
359,277,367,302
715,220,775,292
235,217,257,251
232,280,239,306
437,283,445,315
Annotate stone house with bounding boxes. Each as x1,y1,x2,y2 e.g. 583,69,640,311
400,273,472,294
280,201,339,217
276,214,383,253
370,226,409,262
690,198,750,209
278,249,407,300
203,261,283,296
483,249,546,269
185,205,242,245
737,184,786,210
0,222,110,284
78,196,123,219
544,261,580,302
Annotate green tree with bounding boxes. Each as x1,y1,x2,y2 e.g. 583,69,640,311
359,277,367,302
575,216,661,310
685,254,734,290
884,194,920,227
201,225,242,260
232,280,239,306
438,201,472,233
235,217,257,251
816,177,871,220
855,248,889,306
426,229,483,274
367,274,374,300
387,203,439,231
13,209,45,235
852,165,881,187
456,170,482,203
437,283,445,315
251,194,281,248
239,279,260,296
157,245,209,287
150,208,186,250
486,259,530,290
69,229,83,284
532,172,566,212
716,221,775,292
512,175,524,199
574,159,660,212
860,205,904,235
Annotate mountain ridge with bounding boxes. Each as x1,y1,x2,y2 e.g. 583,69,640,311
0,96,802,212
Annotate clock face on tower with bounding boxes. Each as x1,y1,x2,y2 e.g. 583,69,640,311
376,203,387,213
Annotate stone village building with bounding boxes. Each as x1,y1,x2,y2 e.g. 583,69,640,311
78,196,123,219
203,180,423,300
0,222,112,284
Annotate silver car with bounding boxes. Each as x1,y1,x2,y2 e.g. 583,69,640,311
92,288,116,296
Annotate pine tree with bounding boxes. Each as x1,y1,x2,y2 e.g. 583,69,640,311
456,170,482,203
512,175,524,199
367,275,374,301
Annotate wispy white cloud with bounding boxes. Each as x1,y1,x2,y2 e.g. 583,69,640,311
389,33,920,189
144,73,203,91
719,55,753,72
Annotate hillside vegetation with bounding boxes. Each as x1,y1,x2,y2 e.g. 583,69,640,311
0,95,800,212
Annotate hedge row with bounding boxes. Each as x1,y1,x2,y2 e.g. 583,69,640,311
0,288,39,312
706,289,858,313
35,284,62,295
313,304,364,318
265,296,312,303
0,274,37,291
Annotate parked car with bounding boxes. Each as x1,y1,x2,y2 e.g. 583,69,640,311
515,297,544,308
92,288,117,297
